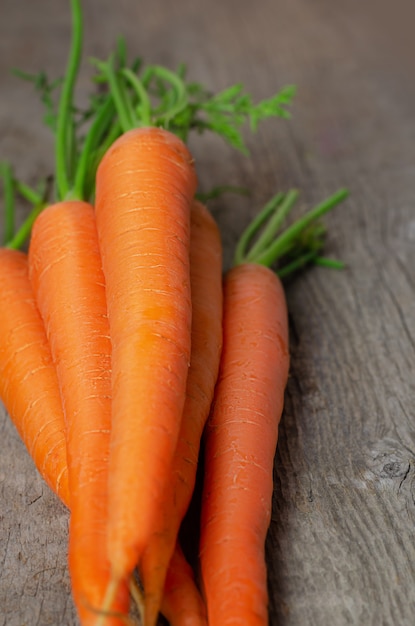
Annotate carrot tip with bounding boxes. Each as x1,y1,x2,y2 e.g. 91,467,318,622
93,576,133,626
130,577,145,625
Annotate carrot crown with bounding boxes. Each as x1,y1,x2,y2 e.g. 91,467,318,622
233,188,349,277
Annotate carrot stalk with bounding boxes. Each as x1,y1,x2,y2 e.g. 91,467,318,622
55,0,83,199
244,189,298,262
0,162,15,244
140,200,223,626
14,178,43,205
73,94,116,201
251,188,348,269
0,248,69,506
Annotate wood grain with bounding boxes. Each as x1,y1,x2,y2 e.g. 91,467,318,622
1,0,415,624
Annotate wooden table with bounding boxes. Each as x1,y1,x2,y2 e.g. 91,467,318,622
1,0,414,624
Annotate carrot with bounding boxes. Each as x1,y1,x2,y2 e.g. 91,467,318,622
199,263,289,626
8,2,133,622
199,189,348,625
0,248,69,506
28,202,130,625
160,543,208,626
140,199,223,626
94,125,197,610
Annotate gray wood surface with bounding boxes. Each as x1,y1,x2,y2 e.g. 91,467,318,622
1,0,415,624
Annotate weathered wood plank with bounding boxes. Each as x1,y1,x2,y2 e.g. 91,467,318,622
1,0,415,624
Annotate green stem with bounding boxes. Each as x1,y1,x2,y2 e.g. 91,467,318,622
118,75,138,128
276,251,318,278
277,253,346,278
6,202,46,250
116,36,128,68
73,95,115,200
122,68,151,126
245,189,298,262
5,176,52,249
147,65,188,125
85,118,122,195
14,179,42,205
100,57,135,133
234,187,349,276
55,0,83,200
233,192,284,266
80,118,122,201
315,256,346,269
254,188,348,267
1,162,15,244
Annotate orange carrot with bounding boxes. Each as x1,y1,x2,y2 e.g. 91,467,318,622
28,202,129,625
13,2,130,618
0,247,69,507
199,263,289,626
94,126,198,605
198,189,348,625
140,199,222,626
160,542,208,626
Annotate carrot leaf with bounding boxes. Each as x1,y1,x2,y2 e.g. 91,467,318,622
183,82,296,150
90,42,295,151
249,85,296,131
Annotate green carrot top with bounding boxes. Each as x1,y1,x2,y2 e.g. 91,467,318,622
234,188,349,277
2,0,348,268
93,50,295,150
2,0,295,249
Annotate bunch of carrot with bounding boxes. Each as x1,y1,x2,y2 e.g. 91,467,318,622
0,1,348,625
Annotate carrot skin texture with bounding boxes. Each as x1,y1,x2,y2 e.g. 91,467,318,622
199,263,290,626
0,248,69,506
28,203,129,625
140,200,223,626
95,126,198,583
160,543,208,626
